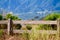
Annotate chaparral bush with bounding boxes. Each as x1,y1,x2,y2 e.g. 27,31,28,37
26,24,32,30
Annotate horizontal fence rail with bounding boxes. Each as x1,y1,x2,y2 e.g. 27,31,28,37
13,30,57,34
0,20,8,24
13,20,57,24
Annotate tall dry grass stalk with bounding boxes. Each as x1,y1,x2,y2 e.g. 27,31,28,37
22,25,57,40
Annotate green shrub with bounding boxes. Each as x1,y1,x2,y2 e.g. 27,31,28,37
36,24,53,30
36,24,44,30
15,24,22,29
44,13,60,20
0,14,3,20
22,32,29,40
0,30,3,37
26,24,32,30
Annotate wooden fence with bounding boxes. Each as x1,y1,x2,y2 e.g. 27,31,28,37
0,19,60,40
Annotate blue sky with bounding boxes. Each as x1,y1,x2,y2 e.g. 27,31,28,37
0,0,60,20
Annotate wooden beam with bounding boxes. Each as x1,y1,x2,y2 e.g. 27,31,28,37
0,20,8,24
7,19,10,35
13,30,57,34
7,19,13,35
57,19,60,40
13,20,57,24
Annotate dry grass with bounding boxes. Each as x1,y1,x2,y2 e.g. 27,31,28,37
0,24,59,40
0,33,59,40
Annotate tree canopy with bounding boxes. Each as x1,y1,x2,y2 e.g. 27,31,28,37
5,13,21,20
0,14,3,20
44,12,60,20
0,13,21,20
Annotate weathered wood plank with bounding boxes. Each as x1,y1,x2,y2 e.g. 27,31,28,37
7,19,13,35
7,19,10,35
13,20,57,24
57,19,60,40
13,30,57,34
0,20,8,24
0,20,57,24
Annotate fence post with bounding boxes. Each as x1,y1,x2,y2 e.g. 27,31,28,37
7,19,13,35
57,19,60,40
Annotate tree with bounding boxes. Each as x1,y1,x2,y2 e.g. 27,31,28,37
0,14,3,29
0,14,3,20
44,12,60,20
5,13,21,20
5,13,12,19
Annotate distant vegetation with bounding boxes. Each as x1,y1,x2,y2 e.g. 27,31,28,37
26,24,32,30
0,13,21,20
44,12,60,20
5,13,21,20
0,14,3,20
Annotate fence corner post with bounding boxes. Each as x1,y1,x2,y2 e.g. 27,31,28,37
7,19,13,36
57,19,60,40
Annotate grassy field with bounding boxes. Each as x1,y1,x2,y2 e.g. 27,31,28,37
0,24,59,40
0,32,58,40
